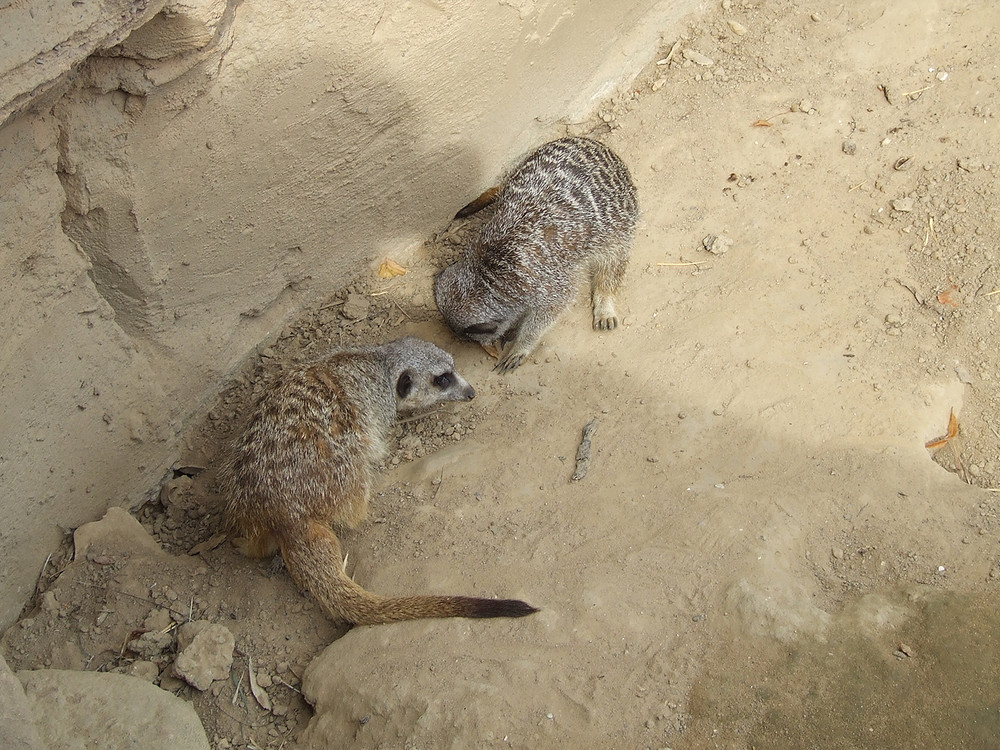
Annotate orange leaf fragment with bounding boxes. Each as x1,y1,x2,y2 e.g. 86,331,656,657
753,119,773,127
925,409,959,450
936,285,958,306
481,342,501,360
377,258,408,279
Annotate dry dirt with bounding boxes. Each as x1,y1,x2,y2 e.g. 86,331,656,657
4,0,1000,747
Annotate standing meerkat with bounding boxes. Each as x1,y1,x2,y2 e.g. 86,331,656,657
434,136,638,372
218,337,537,626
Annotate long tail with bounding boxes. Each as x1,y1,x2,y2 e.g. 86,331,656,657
278,521,538,626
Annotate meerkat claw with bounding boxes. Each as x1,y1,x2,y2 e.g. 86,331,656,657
495,351,526,373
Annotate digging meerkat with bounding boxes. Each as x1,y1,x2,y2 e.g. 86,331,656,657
435,137,638,372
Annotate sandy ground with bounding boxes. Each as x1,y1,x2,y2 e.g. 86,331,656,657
4,0,1000,747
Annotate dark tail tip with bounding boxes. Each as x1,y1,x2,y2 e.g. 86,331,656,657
454,186,500,219
467,598,539,619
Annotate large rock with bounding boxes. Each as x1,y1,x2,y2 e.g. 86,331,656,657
73,505,167,561
17,669,210,750
0,0,169,126
0,653,43,750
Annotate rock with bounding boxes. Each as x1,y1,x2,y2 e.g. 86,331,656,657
173,621,235,691
400,434,423,453
682,48,715,66
49,640,86,671
129,660,161,682
144,607,174,632
0,0,168,125
17,669,210,750
129,629,175,658
117,0,227,60
0,653,43,750
727,20,748,36
891,197,915,212
73,506,166,561
842,140,857,155
160,475,194,506
341,293,370,321
702,233,733,255
158,674,187,692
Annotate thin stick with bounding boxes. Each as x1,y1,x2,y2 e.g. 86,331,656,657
657,39,682,65
656,261,708,267
81,583,190,618
392,298,411,320
901,85,933,97
232,672,245,706
849,181,867,192
397,408,443,425
983,289,1000,298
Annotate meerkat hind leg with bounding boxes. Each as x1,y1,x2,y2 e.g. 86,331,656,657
590,251,627,331
235,529,280,559
592,292,619,331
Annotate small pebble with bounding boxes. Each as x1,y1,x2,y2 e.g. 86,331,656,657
682,48,715,66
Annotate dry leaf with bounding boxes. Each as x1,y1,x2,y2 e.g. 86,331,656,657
188,532,227,556
925,409,959,450
936,285,959,306
377,259,408,279
753,119,773,127
481,342,501,359
248,656,272,712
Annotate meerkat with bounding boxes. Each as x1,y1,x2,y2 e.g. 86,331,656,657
434,136,638,372
218,336,537,626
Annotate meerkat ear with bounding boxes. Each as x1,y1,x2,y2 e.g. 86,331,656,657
396,371,413,399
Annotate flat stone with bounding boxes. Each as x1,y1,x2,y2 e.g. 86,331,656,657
0,653,43,750
173,621,235,691
17,669,210,750
73,506,166,561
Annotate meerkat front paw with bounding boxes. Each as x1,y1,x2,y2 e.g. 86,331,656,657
494,346,527,373
592,296,620,330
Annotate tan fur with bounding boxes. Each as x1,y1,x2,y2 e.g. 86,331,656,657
218,337,537,626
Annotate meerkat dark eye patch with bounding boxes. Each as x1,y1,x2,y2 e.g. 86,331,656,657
434,372,454,389
463,322,498,337
396,371,413,399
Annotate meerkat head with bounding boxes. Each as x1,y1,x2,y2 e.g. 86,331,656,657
384,337,476,416
434,261,517,347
